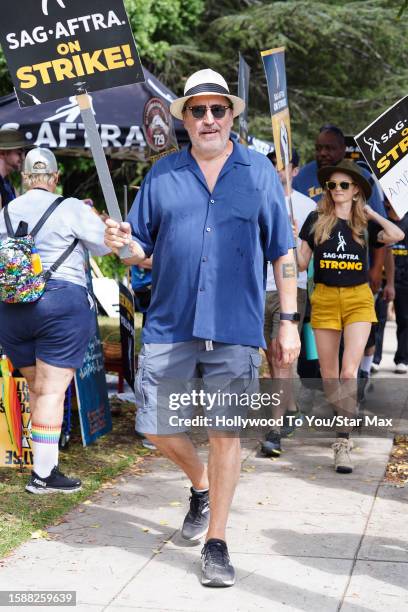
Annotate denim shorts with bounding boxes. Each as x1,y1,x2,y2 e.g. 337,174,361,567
0,279,95,369
135,340,262,435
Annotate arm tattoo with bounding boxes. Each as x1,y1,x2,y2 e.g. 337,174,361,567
282,263,296,278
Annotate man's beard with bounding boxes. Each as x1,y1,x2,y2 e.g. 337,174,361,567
189,130,230,157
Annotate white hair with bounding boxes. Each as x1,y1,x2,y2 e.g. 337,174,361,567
23,173,58,188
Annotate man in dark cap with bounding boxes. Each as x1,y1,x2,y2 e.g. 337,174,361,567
0,129,29,209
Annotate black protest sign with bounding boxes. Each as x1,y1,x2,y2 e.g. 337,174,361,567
75,258,111,446
238,53,250,146
355,96,408,219
119,282,135,390
344,136,362,161
261,47,292,172
0,0,144,107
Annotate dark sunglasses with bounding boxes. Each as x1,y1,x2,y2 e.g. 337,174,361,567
326,180,355,191
183,104,232,119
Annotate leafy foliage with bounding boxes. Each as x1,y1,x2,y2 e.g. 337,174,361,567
196,0,408,160
0,0,406,166
94,254,127,282
124,0,204,65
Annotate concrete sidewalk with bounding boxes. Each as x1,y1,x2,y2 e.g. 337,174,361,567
0,434,407,611
0,322,407,611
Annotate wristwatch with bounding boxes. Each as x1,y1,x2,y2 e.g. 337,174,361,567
280,312,301,322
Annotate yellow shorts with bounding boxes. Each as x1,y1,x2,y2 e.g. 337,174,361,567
310,283,377,331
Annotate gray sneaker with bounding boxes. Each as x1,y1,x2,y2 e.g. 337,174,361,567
201,539,235,587
332,438,353,474
181,488,209,541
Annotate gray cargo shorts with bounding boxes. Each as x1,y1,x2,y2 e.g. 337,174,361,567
135,340,262,435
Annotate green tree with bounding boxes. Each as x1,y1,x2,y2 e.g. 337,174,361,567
193,0,408,161
125,0,204,66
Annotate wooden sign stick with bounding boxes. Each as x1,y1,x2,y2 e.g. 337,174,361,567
76,93,132,259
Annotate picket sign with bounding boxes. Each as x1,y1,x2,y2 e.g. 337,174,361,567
0,0,144,257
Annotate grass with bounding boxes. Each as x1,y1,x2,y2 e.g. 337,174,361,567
0,402,154,559
0,314,147,559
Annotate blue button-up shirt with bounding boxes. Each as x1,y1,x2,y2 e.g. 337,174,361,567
127,141,293,348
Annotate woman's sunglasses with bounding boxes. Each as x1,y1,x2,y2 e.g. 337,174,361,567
325,180,355,191
183,104,232,120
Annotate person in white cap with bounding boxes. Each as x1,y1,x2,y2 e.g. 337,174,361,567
105,69,300,587
0,147,110,494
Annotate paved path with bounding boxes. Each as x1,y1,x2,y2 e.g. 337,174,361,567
0,323,407,611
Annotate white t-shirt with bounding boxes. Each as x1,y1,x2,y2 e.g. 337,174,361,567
266,189,316,291
0,189,110,288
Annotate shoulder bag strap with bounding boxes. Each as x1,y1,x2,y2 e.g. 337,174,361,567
3,206,15,238
30,196,65,237
43,239,80,282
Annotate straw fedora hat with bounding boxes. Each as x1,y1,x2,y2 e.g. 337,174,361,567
317,158,372,200
170,69,245,120
0,128,31,150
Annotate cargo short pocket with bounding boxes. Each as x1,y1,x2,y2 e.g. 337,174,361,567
244,349,262,393
249,350,262,377
135,353,149,410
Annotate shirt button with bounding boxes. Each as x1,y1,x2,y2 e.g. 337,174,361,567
206,227,211,232
210,199,215,204
199,287,205,292
202,257,208,262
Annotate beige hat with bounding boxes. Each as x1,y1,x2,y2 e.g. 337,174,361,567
170,69,245,120
24,148,58,174
0,128,31,150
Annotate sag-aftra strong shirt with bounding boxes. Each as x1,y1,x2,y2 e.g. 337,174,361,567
300,211,382,287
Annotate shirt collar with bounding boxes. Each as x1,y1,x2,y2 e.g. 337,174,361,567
174,139,252,170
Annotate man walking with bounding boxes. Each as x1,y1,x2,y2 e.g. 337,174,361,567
105,69,300,587
293,124,385,215
261,149,315,457
0,129,29,209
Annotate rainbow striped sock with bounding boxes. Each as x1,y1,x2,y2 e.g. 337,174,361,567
31,424,61,478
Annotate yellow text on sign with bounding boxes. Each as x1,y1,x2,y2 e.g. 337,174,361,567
377,128,408,174
16,42,135,89
119,292,133,314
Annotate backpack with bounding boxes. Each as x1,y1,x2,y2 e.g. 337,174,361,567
0,196,79,304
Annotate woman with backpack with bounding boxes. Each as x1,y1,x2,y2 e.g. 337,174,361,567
296,159,403,473
0,147,110,494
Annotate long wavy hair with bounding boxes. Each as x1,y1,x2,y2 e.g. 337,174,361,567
313,179,367,246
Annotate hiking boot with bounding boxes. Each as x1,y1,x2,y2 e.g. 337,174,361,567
201,538,235,587
181,488,210,541
25,466,82,494
261,431,282,457
332,439,353,474
395,363,407,374
281,410,304,438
